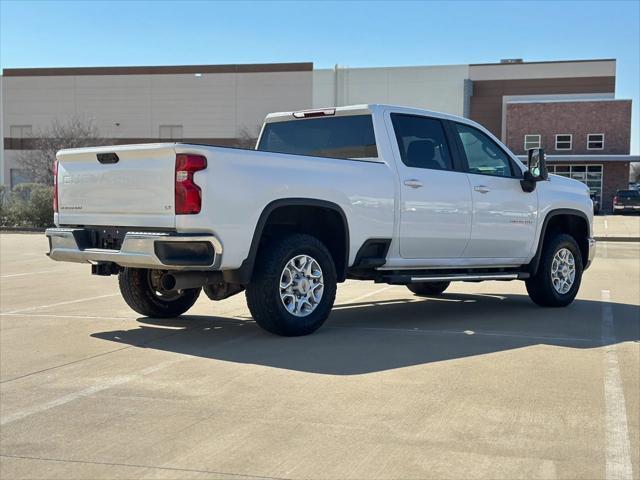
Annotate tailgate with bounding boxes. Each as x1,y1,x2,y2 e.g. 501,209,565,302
57,143,177,228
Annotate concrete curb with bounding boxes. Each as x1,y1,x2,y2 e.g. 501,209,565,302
0,227,47,234
594,236,640,242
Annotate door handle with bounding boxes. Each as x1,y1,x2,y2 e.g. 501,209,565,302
404,179,423,189
474,185,490,194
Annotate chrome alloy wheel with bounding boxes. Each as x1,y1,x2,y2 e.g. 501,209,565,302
551,248,576,294
279,254,324,317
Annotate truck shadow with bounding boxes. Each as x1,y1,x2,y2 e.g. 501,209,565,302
91,293,640,375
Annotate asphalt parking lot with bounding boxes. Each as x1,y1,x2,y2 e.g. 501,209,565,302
1,233,638,479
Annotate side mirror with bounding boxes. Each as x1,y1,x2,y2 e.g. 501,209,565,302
521,148,548,192
527,148,548,181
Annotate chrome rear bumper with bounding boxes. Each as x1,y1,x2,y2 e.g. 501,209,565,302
45,228,222,270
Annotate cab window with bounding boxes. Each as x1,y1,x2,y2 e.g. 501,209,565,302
258,115,378,160
453,123,516,178
391,114,453,170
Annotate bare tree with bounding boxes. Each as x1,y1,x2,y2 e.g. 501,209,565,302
17,117,104,185
630,162,640,184
233,125,261,149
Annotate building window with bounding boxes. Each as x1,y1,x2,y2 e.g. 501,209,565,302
548,164,603,202
10,168,32,188
587,133,604,150
555,134,572,151
8,125,32,149
524,134,541,151
159,125,183,139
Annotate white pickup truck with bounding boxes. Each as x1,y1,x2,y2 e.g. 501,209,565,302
46,104,596,336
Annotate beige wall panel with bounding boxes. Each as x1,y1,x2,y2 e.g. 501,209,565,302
151,74,238,138
320,65,468,115
3,76,76,134
312,70,335,108
469,60,616,81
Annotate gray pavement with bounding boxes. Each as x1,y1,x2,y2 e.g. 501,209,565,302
0,233,638,479
593,215,640,241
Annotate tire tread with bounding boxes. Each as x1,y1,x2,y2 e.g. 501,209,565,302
525,233,583,307
245,233,337,336
118,268,200,317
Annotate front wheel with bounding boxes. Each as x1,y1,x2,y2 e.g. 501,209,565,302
525,233,583,307
245,234,337,336
118,268,201,317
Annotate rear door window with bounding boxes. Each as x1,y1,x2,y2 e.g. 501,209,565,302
258,115,378,160
390,114,453,170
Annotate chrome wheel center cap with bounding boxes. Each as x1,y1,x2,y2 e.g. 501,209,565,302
297,279,310,294
279,254,325,317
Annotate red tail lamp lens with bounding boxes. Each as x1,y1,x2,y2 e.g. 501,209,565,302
175,154,207,214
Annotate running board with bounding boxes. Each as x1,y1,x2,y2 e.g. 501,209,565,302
383,272,529,284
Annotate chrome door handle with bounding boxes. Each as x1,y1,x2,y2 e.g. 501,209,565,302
474,185,490,194
404,179,423,189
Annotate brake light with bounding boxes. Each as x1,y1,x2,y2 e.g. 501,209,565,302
175,154,207,214
613,196,619,205
292,108,336,118
53,160,59,213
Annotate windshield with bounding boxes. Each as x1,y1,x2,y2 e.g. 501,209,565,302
258,115,378,160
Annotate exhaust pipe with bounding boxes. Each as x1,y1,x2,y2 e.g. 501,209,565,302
160,271,223,291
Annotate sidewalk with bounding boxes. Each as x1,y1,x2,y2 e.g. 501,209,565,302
593,215,640,241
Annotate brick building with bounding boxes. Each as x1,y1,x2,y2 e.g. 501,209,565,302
467,59,636,212
502,98,634,212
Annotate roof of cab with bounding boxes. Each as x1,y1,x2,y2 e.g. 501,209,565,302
263,103,473,126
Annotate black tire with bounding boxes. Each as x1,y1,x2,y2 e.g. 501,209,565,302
407,281,450,296
118,268,201,318
525,233,583,307
245,233,337,336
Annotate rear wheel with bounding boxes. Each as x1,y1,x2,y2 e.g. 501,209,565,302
246,234,337,336
118,268,201,317
525,233,583,307
407,281,450,296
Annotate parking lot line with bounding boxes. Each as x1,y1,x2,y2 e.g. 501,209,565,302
2,293,120,314
0,359,182,427
0,454,288,480
0,331,257,426
338,285,395,304
328,325,594,343
0,269,62,279
601,289,634,480
0,312,132,320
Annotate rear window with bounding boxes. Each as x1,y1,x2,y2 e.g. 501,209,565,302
618,190,640,198
258,115,378,160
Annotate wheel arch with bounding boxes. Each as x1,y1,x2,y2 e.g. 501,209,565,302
526,208,591,275
223,198,350,285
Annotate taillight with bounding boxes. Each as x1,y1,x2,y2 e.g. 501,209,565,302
613,196,619,205
175,154,207,214
53,160,59,213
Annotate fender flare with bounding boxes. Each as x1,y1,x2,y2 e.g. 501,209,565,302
526,208,590,275
222,198,350,285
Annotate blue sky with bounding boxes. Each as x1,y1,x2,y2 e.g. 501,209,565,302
1,0,639,153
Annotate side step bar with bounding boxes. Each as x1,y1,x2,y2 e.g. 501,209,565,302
384,272,529,284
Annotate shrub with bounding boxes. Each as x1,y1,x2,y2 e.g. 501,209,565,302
0,183,54,228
